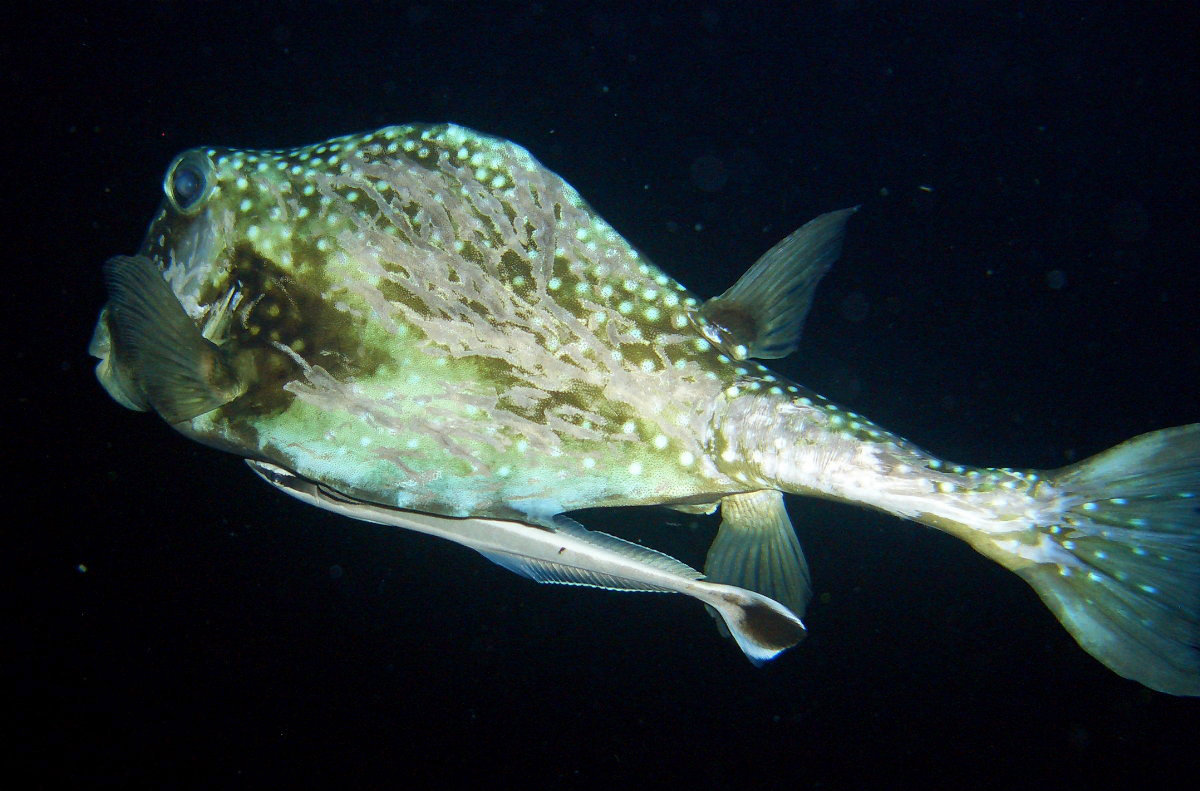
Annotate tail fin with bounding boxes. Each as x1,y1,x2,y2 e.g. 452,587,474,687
1019,424,1199,695
695,580,807,666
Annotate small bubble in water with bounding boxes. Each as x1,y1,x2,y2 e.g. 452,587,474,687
329,564,344,580
1045,269,1066,289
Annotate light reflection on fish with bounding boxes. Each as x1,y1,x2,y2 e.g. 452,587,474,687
90,123,1198,692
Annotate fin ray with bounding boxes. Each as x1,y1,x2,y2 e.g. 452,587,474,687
102,255,245,423
479,515,702,592
1018,425,1200,695
476,551,672,592
705,490,812,620
700,207,856,359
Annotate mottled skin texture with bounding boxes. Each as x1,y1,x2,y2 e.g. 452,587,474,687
110,124,930,520
92,124,1199,695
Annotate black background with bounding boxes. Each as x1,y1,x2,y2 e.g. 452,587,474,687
10,2,1199,787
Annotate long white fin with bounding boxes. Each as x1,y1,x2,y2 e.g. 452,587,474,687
245,461,806,665
697,582,807,666
476,516,701,592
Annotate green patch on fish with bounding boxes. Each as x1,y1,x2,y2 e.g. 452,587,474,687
91,123,1199,693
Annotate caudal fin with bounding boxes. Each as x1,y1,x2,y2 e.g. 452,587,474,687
1019,424,1200,695
695,580,807,665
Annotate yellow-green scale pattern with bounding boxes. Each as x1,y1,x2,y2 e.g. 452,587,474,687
149,124,811,518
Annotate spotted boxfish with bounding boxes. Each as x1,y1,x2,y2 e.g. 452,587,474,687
90,123,1199,693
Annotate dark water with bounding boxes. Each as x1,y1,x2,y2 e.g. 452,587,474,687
10,2,1198,786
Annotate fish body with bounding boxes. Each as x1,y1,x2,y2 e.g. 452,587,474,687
91,124,1199,694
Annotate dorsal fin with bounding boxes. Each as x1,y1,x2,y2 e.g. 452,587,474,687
699,207,856,360
102,255,246,424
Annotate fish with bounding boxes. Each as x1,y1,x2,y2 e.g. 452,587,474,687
246,459,803,664
90,123,1199,694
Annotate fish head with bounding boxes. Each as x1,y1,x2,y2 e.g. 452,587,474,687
90,146,227,412
89,132,381,423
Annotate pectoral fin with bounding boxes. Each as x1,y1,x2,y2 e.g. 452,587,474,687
102,255,246,424
705,490,812,620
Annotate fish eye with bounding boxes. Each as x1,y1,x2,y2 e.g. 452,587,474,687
163,151,215,214
172,165,203,206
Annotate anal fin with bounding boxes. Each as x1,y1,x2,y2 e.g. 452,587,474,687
705,490,812,621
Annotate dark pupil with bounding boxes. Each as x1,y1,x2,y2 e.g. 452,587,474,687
172,165,204,207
